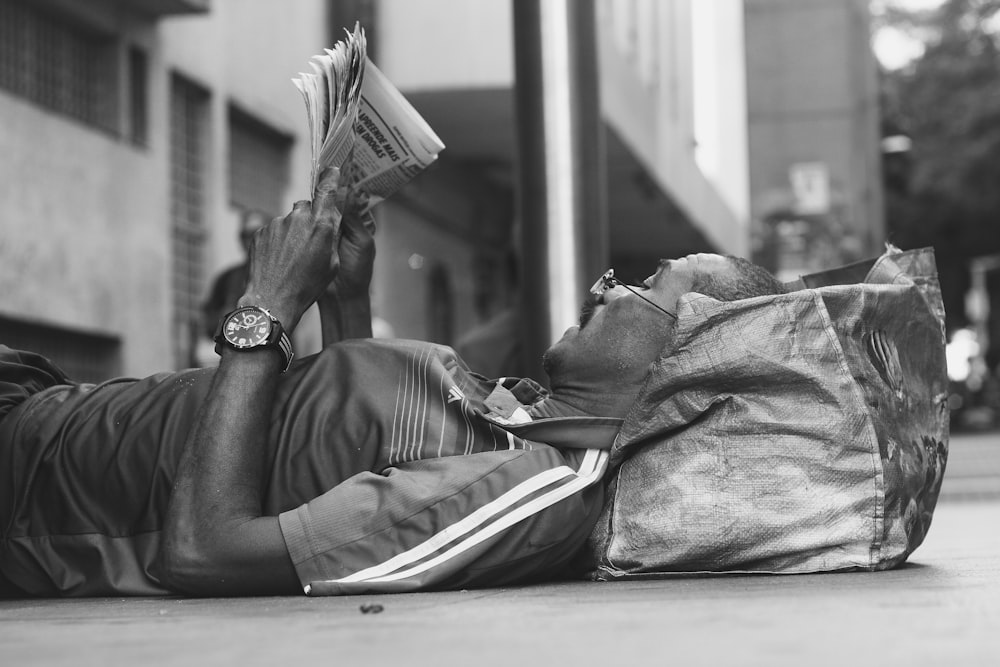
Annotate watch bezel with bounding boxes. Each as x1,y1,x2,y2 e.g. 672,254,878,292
221,306,274,349
214,305,295,372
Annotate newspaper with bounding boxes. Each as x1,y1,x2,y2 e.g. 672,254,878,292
293,24,445,211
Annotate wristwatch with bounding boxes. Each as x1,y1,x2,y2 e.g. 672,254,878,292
214,306,294,372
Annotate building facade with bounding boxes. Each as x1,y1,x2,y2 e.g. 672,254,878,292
371,0,749,343
0,0,335,377
0,0,750,379
744,0,885,281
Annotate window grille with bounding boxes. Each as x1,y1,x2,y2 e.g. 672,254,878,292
0,315,121,384
0,0,119,133
228,107,292,219
170,73,210,369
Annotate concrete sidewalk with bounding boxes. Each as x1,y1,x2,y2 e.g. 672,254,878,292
2,435,998,667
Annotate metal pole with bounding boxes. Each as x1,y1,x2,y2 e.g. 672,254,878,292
512,0,607,385
968,254,1000,387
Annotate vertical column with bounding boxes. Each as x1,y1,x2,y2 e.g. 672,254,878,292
512,0,608,384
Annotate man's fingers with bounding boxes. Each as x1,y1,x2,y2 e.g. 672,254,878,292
312,167,341,222
341,209,376,242
361,211,376,234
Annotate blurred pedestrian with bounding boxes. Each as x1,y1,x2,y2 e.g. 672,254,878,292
201,209,269,340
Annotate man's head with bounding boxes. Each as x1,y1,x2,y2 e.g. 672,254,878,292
687,255,787,303
542,253,784,401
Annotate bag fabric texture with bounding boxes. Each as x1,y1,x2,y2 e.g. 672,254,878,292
587,246,948,578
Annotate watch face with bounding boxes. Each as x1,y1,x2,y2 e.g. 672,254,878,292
222,308,273,349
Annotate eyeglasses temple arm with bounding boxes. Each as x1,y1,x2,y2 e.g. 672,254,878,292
619,283,678,320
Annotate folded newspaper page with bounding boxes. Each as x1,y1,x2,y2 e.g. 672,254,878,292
293,24,445,211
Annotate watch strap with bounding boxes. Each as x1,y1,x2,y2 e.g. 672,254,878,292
272,324,295,373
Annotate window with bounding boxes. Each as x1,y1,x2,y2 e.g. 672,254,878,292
0,315,121,383
330,0,378,58
170,73,211,369
427,262,454,345
0,0,119,133
228,106,293,219
128,45,149,146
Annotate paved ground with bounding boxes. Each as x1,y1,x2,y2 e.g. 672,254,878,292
1,431,998,667
938,428,1000,500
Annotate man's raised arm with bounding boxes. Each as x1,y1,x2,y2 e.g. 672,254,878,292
156,170,343,596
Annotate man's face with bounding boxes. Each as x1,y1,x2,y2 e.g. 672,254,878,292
543,253,731,388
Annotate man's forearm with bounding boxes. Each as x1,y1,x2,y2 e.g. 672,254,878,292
158,169,342,596
318,293,373,345
158,349,298,595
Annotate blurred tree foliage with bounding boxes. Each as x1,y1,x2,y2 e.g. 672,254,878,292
877,0,1000,334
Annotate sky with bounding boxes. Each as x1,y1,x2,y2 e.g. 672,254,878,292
870,0,946,69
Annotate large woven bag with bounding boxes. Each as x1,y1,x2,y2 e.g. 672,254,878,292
588,247,948,577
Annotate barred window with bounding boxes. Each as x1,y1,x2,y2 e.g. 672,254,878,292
0,0,119,133
228,106,293,219
0,315,121,383
170,73,211,369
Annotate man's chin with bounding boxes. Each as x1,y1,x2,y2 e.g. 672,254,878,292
541,348,557,378
542,324,583,377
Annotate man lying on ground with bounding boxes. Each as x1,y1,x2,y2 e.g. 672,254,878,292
0,170,785,597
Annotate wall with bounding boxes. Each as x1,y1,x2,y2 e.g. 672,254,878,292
0,27,168,375
376,0,513,89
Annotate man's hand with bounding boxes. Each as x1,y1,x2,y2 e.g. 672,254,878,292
327,190,375,300
317,189,376,344
241,167,343,333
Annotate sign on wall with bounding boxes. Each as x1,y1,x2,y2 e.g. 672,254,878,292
789,162,831,215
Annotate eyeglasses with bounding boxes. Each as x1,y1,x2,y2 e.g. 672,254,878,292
590,268,677,320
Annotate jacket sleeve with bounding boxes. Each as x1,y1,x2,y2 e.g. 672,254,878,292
277,447,607,595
